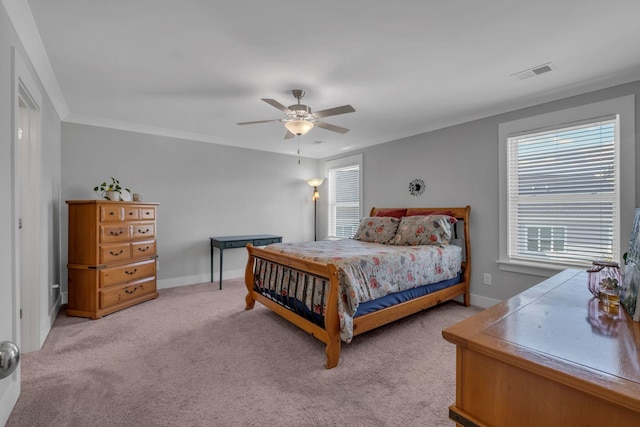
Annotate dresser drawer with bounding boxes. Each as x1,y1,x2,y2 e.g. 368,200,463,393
124,207,140,220
100,224,131,243
254,237,281,246
100,243,131,264
99,259,156,288
132,223,155,240
140,207,155,220
99,277,156,309
100,205,125,222
131,240,156,258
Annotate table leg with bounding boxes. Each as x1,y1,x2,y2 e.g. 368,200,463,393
219,248,223,290
210,244,214,283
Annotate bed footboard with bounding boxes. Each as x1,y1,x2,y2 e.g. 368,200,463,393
244,244,342,368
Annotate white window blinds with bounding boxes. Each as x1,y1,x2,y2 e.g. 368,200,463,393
507,117,619,266
327,163,361,238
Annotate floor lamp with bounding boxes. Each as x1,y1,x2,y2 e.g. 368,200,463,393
306,178,324,241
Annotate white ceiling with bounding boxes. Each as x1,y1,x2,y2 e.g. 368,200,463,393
11,0,640,158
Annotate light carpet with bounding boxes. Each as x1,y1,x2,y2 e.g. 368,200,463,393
7,279,481,427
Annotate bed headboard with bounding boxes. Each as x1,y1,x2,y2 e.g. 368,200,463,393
369,206,470,222
368,206,471,283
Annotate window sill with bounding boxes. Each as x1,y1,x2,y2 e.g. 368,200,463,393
497,259,581,278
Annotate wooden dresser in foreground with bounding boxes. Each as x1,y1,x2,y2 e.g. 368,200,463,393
66,200,159,319
442,269,640,426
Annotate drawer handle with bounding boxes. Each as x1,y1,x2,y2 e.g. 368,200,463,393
125,269,137,275
109,250,124,256
138,228,150,234
124,287,138,295
109,230,124,236
138,246,150,252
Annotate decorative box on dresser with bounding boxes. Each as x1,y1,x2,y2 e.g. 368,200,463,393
66,200,159,319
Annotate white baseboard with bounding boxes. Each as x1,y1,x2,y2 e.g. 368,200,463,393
61,270,247,298
63,271,504,307
48,292,63,324
39,292,64,351
157,269,245,290
469,293,501,309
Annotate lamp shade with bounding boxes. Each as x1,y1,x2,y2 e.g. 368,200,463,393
306,177,324,187
285,119,314,136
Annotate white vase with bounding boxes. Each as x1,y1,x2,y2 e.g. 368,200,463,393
105,191,120,201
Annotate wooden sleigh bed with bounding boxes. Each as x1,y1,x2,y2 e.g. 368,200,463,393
244,206,471,369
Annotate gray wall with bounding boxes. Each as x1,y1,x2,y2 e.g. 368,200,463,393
322,80,640,305
61,123,320,290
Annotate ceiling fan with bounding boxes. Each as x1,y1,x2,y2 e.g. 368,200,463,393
237,89,355,139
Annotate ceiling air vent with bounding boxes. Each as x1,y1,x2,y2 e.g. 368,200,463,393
511,62,554,80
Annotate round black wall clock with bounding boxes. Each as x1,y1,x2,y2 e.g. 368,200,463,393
409,179,425,196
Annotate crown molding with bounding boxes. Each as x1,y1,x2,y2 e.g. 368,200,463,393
3,0,69,119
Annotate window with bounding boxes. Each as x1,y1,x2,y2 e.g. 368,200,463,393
499,96,635,275
509,118,618,265
526,225,566,253
325,154,363,238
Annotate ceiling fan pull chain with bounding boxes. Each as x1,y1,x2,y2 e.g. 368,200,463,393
297,137,301,164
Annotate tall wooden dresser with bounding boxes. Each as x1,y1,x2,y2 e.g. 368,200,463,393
66,200,159,319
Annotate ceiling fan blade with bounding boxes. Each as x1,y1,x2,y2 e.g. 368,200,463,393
236,119,281,125
315,121,350,134
262,98,293,114
313,105,355,118
284,130,295,139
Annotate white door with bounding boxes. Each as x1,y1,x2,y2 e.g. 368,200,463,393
1,47,44,425
0,50,23,427
0,113,20,422
0,229,20,425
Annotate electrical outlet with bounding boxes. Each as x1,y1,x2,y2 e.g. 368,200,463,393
483,273,492,285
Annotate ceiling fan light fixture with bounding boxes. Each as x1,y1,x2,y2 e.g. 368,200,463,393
285,119,314,136
238,90,354,139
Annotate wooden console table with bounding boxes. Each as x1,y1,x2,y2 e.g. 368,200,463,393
442,269,640,426
209,234,282,289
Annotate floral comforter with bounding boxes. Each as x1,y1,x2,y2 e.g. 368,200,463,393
262,239,462,342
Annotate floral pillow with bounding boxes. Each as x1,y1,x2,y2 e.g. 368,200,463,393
352,217,400,244
392,215,457,246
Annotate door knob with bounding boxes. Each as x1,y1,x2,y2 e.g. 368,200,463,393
0,341,20,379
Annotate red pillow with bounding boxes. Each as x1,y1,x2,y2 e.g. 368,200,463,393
373,208,407,219
405,208,453,217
